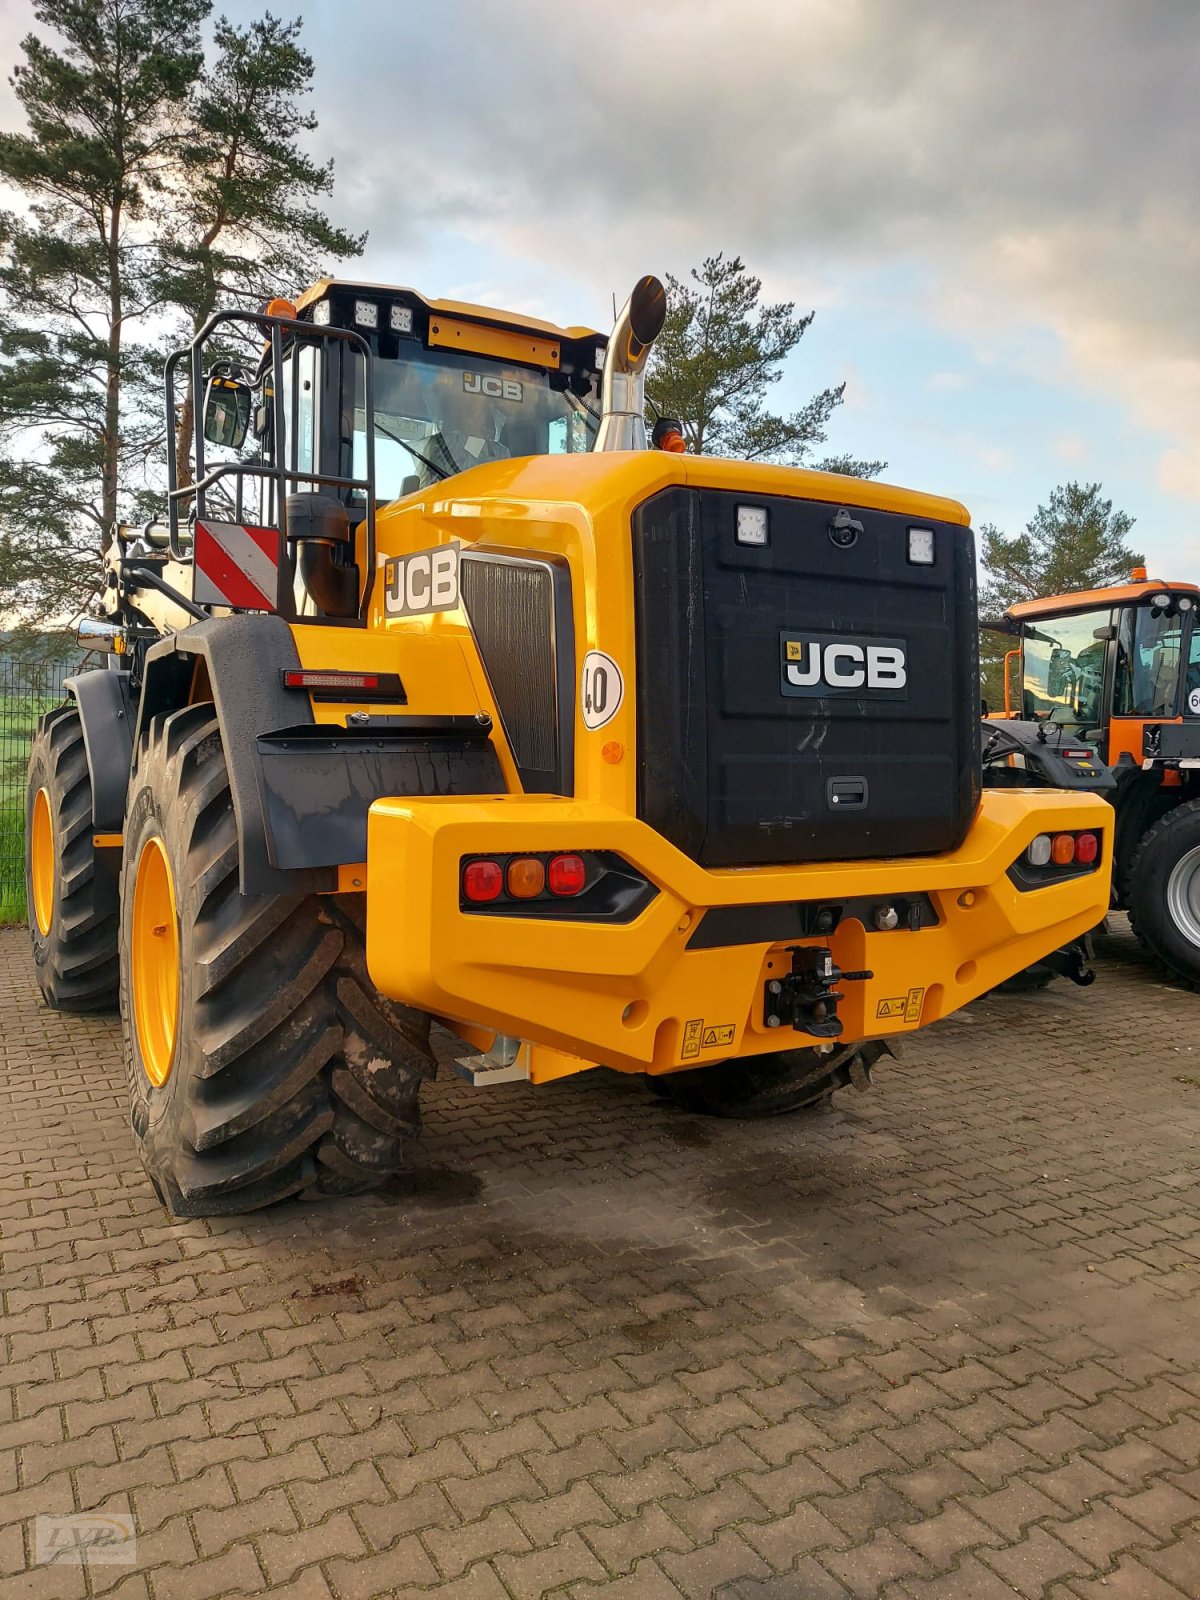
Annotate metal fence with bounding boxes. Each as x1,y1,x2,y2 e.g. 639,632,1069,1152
0,638,90,924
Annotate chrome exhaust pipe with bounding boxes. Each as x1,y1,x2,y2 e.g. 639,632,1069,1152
594,275,667,452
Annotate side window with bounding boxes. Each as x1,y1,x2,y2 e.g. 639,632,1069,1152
1186,623,1200,717
1113,609,1136,716
295,344,317,477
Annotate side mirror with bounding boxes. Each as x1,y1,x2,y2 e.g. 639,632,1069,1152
202,374,252,450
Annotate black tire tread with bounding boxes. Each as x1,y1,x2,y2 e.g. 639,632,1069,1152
125,710,436,1216
655,1040,889,1118
1126,799,1200,991
26,703,119,1012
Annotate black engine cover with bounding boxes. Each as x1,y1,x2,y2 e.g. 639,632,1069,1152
632,486,981,867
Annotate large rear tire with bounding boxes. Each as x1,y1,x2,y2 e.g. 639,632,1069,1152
1127,799,1200,990
25,704,120,1012
122,707,435,1216
653,1039,890,1118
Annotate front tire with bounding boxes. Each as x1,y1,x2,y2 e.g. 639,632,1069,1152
653,1040,890,1118
1127,799,1200,989
25,704,120,1012
122,707,435,1216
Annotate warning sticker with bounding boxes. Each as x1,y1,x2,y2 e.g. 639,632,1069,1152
681,1020,735,1059
702,1024,735,1049
877,988,925,1023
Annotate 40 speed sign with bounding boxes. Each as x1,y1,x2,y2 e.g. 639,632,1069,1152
582,650,623,730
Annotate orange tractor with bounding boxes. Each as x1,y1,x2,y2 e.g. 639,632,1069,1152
984,571,1200,986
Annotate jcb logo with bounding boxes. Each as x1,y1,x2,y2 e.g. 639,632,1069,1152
463,372,523,401
780,631,908,699
383,541,460,618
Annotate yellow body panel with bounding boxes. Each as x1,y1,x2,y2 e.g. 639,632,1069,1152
364,790,1110,1075
427,314,561,370
285,450,1105,1080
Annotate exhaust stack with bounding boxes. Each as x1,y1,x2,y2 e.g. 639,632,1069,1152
594,275,667,452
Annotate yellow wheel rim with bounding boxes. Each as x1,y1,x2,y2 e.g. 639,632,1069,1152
30,786,55,937
131,836,180,1088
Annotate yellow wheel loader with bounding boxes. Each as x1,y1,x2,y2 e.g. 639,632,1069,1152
26,275,1112,1214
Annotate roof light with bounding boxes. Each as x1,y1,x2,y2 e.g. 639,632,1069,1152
1131,565,1147,581
390,305,413,334
353,299,378,329
594,345,606,369
265,298,297,321
908,527,935,565
1150,592,1171,607
311,300,331,326
1178,596,1195,612
736,505,768,546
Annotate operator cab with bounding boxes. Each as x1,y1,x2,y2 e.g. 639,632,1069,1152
285,280,604,508
986,575,1200,769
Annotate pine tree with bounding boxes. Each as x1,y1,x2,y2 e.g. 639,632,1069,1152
978,482,1144,709
647,253,884,477
0,0,208,616
161,13,365,487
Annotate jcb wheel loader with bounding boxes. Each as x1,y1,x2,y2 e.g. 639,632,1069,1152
984,575,1200,988
27,274,1112,1214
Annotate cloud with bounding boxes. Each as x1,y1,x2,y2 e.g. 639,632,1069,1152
3,0,1196,479
1052,432,1088,463
1158,448,1200,501
296,0,1198,457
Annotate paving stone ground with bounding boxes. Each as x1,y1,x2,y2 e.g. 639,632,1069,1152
2,917,1200,1599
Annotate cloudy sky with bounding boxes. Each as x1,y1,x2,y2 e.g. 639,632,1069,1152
3,0,1197,572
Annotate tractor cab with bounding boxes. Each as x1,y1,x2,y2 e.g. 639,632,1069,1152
986,573,1200,770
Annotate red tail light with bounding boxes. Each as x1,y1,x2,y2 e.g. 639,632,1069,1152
547,853,586,896
1075,832,1099,865
462,859,503,902
283,670,379,690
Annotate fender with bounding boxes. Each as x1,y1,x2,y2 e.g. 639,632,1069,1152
136,616,503,897
65,668,135,833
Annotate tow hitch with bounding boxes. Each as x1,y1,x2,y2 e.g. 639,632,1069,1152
763,946,874,1038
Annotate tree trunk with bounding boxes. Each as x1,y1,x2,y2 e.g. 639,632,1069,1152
102,201,123,549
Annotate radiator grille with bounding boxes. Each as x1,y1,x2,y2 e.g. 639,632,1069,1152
461,555,566,791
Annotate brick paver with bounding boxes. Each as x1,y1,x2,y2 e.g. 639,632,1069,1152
3,918,1200,1596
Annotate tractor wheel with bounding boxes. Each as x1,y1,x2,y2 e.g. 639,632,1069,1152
1127,799,1200,990
653,1039,891,1118
121,706,435,1216
25,704,120,1012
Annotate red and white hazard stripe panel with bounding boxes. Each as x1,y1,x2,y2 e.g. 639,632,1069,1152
193,520,281,611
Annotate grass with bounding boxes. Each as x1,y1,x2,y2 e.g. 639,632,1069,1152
0,797,26,927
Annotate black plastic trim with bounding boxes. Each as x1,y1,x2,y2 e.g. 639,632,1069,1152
461,549,575,796
686,892,939,950
258,725,502,871
1007,849,1104,892
65,668,135,833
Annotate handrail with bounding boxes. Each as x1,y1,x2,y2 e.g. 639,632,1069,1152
164,309,378,623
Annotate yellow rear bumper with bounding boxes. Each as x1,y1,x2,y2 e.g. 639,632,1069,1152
364,789,1111,1077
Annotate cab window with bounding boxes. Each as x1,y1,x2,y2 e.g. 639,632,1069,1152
1114,607,1184,718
